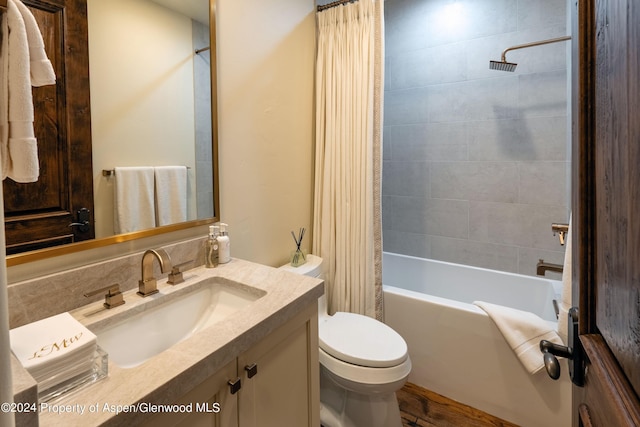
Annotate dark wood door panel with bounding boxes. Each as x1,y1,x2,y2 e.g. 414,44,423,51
574,0,640,424
593,0,640,397
3,0,94,253
580,335,640,427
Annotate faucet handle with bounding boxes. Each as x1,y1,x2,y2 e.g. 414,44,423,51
84,283,125,309
167,260,194,285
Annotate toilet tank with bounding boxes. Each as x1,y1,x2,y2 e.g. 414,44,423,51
279,254,326,317
279,254,323,278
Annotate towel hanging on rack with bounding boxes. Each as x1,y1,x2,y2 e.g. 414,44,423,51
154,166,188,226
13,0,56,86
0,0,56,183
113,167,156,234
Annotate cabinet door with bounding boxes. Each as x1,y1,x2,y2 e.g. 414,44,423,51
143,359,238,427
238,303,319,427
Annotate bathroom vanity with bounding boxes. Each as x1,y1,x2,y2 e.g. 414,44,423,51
10,254,323,426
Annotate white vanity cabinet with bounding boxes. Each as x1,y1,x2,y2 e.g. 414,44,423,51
144,302,320,427
145,359,239,427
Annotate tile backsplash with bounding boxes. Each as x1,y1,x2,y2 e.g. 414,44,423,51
8,237,206,329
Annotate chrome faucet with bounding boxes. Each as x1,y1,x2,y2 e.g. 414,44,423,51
138,248,172,296
536,259,563,276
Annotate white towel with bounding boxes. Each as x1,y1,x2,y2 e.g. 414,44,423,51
2,0,36,181
154,166,187,226
13,0,56,87
558,215,572,344
8,136,39,181
114,166,156,234
0,0,56,183
474,301,564,375
10,312,97,383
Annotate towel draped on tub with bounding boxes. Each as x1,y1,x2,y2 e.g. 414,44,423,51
473,300,564,375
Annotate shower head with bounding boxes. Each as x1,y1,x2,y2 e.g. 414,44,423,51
489,36,571,73
489,60,517,72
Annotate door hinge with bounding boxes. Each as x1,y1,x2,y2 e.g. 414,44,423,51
540,307,585,387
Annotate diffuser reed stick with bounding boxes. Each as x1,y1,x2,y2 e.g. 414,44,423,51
290,227,306,266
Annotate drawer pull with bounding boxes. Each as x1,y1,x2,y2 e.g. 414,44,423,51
245,363,258,378
228,378,241,394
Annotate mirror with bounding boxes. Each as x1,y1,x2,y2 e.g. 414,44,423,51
6,0,219,266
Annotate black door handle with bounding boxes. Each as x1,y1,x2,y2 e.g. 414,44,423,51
69,208,91,233
539,307,584,386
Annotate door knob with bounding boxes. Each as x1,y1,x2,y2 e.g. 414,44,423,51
539,307,585,386
540,340,572,379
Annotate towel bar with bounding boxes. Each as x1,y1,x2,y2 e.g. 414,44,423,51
103,166,190,176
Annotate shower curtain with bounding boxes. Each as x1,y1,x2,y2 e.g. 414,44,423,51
313,0,384,320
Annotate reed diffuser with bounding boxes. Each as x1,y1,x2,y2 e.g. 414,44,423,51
290,227,307,267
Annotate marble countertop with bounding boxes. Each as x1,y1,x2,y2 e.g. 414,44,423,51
11,258,323,426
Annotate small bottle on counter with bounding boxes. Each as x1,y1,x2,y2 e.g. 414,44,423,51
218,223,231,264
205,225,219,268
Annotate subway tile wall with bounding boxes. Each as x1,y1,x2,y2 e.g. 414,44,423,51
382,0,570,277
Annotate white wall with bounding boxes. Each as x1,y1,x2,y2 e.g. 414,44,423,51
88,0,198,238
6,0,316,281
216,0,316,266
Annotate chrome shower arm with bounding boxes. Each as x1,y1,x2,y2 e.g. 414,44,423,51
501,36,571,62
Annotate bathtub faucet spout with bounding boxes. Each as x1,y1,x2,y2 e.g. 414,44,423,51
536,259,563,276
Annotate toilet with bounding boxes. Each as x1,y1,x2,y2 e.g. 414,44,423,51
280,255,411,427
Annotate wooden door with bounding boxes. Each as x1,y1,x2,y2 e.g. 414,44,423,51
2,0,93,255
572,0,640,425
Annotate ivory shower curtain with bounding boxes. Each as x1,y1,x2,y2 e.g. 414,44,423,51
313,0,384,319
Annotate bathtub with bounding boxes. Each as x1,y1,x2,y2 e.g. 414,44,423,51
382,252,571,427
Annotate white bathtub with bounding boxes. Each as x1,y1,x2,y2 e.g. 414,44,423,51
382,252,571,427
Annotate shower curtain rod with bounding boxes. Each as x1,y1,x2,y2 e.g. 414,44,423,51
317,0,358,12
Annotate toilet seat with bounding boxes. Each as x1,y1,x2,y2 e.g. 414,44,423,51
319,347,412,387
319,312,408,368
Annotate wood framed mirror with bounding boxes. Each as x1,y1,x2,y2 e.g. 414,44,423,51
4,0,219,266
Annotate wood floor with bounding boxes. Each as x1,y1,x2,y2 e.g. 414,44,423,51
397,382,519,427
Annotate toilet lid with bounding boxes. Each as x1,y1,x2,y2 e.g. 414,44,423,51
319,312,408,368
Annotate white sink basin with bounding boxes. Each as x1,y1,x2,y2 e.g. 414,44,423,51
91,280,264,368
